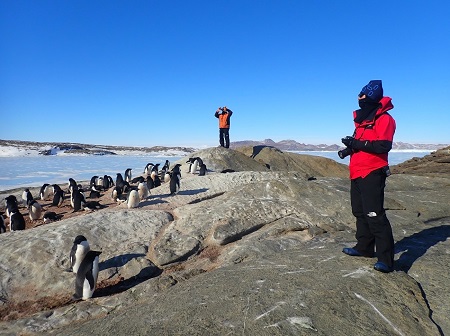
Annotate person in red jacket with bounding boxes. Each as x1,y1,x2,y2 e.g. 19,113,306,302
341,80,396,273
214,106,233,148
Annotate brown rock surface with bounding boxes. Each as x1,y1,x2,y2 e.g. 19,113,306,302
392,145,450,176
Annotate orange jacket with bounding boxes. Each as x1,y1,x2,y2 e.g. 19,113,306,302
215,109,233,128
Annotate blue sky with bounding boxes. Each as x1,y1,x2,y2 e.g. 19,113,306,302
1,1,449,148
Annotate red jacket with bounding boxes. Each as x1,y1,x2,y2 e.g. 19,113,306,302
349,97,396,179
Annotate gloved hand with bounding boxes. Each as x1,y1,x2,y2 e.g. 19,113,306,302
341,136,354,148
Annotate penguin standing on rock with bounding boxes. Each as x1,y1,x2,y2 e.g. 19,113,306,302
169,171,181,195
9,211,26,231
199,163,207,176
124,168,132,183
52,184,65,207
70,235,90,273
28,200,42,220
72,250,102,301
138,182,149,200
5,195,19,218
39,184,51,200
144,163,154,176
22,189,33,207
127,189,140,208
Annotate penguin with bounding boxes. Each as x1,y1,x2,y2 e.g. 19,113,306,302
84,201,106,211
9,211,26,231
72,189,86,212
95,176,104,190
111,186,122,202
127,189,140,209
150,164,160,180
221,169,236,173
124,168,132,183
163,160,170,171
102,174,110,190
43,211,63,223
171,164,182,176
190,157,203,174
153,174,161,188
194,157,204,167
137,182,149,200
116,173,126,189
39,184,51,200
0,212,6,233
163,170,171,183
107,175,115,187
89,187,101,199
199,163,207,176
131,176,145,184
68,178,78,194
89,176,98,188
186,158,194,173
169,171,181,195
146,176,154,190
22,188,33,207
28,200,42,220
69,235,90,273
5,195,19,218
144,163,154,175
52,188,65,207
73,250,101,301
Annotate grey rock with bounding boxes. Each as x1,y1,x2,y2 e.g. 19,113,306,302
0,147,449,335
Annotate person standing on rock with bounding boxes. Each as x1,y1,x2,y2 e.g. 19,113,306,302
341,80,396,273
215,106,233,148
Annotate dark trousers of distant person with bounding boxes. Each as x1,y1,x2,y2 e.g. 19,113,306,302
350,168,394,268
219,128,230,148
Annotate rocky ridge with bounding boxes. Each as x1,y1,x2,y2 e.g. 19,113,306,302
0,146,448,335
0,139,196,156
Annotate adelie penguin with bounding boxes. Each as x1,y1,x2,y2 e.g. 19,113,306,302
43,211,63,223
144,163,154,176
0,211,6,233
127,189,140,209
22,188,33,207
71,189,86,212
72,250,102,301
39,184,51,201
137,182,149,200
28,200,42,220
124,168,132,183
5,195,19,218
199,163,207,176
9,210,26,231
169,171,181,195
52,184,65,207
70,235,90,273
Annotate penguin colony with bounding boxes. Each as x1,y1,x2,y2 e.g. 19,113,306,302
1,157,207,233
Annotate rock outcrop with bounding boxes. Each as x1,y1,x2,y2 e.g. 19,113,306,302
392,145,450,176
0,146,449,335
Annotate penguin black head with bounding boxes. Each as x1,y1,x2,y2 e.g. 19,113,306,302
73,235,88,244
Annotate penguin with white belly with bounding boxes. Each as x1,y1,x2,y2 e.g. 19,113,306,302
72,250,102,300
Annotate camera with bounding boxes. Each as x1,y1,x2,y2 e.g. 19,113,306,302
338,147,353,159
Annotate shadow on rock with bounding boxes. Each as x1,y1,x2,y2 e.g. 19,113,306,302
95,266,162,298
99,253,146,271
395,223,450,273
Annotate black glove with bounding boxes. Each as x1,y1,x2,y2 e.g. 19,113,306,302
341,136,354,148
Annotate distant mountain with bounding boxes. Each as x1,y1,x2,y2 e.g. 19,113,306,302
0,139,196,156
230,139,448,151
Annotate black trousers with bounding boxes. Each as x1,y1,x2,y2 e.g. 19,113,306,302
219,128,230,148
351,168,394,267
